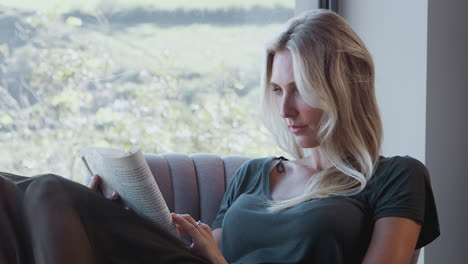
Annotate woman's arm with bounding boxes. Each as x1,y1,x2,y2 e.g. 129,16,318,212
212,228,222,247
362,216,422,264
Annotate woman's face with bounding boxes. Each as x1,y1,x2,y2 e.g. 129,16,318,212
270,49,324,148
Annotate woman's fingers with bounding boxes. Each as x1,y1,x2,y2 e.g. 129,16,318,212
88,174,131,212
88,174,101,192
196,222,212,233
88,175,132,211
106,191,119,200
171,214,212,242
175,223,189,235
171,214,211,237
171,213,224,263
171,213,203,240
105,191,131,211
172,213,197,226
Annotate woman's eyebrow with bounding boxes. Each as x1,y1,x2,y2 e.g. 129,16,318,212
269,81,296,88
269,82,279,87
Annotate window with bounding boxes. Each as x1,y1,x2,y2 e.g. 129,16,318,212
0,1,294,181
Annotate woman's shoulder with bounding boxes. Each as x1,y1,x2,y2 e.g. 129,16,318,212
378,155,426,168
227,156,277,190
368,155,429,187
241,156,277,171
232,156,276,180
376,155,428,175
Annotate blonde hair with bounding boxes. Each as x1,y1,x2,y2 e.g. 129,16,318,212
260,9,383,212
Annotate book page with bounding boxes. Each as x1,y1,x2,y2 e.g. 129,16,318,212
80,147,177,236
80,147,123,197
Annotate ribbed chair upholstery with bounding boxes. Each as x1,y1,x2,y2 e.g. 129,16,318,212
144,153,250,226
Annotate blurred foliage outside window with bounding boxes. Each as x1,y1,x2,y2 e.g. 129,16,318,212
0,0,293,182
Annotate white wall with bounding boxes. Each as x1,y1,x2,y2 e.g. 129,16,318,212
339,0,428,161
340,0,468,263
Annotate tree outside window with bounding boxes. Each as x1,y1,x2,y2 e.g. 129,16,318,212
0,0,293,182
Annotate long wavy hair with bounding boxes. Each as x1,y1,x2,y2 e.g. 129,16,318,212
260,9,383,212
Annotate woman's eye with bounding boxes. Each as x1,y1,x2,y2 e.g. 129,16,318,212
273,87,283,95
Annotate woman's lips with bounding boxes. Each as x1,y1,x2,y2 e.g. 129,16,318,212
289,125,308,134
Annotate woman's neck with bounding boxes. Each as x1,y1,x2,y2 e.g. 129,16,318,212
296,146,333,172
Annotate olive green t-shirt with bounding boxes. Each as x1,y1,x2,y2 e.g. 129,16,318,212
211,155,440,264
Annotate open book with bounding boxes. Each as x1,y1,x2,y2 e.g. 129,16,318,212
80,146,177,237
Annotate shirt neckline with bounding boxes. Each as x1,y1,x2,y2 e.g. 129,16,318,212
262,156,286,201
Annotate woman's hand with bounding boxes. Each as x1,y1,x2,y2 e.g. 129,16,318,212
171,213,227,264
88,174,131,211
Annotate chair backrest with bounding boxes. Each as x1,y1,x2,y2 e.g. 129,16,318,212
144,153,250,226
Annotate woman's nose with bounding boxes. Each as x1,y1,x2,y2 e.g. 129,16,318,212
279,96,297,118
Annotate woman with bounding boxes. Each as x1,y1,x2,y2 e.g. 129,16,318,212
209,9,439,263
0,9,439,264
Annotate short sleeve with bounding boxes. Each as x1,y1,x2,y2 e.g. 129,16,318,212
210,160,251,230
370,156,440,249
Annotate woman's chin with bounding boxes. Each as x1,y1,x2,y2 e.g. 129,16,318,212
295,137,320,149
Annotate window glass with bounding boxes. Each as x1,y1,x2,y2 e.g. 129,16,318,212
0,0,293,181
